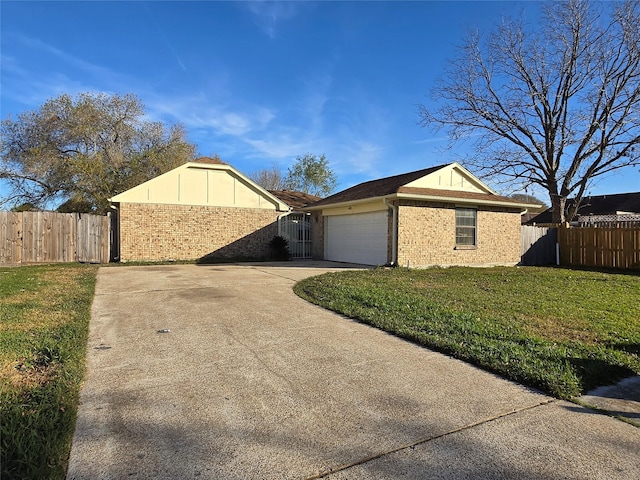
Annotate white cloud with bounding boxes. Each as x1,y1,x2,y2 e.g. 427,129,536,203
244,135,312,159
1,33,132,111
244,1,306,38
12,33,119,80
145,93,276,137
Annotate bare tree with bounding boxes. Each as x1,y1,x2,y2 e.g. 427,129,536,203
419,0,640,223
249,164,287,190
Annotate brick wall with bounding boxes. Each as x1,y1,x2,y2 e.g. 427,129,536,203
118,203,280,262
396,201,521,267
310,212,324,260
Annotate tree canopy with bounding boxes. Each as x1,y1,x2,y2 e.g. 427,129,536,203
284,153,337,197
419,0,640,223
249,164,287,191
1,92,196,213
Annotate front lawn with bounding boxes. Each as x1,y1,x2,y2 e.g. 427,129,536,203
0,264,98,479
294,266,639,400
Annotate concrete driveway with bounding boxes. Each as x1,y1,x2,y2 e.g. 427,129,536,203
67,262,638,480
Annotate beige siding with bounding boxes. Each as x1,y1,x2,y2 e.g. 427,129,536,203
111,163,286,211
404,164,491,194
396,202,521,267
118,203,280,262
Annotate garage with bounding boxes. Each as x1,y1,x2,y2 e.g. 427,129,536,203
325,211,388,265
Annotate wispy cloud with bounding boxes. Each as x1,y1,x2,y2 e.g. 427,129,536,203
244,1,305,38
145,93,275,136
11,33,119,80
1,33,128,109
141,2,187,72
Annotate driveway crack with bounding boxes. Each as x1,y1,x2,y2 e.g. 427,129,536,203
305,398,555,479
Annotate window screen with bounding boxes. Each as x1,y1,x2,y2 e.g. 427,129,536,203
455,208,477,246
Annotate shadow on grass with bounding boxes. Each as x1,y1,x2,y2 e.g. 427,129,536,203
567,356,637,393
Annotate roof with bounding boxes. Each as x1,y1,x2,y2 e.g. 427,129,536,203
526,192,640,224
192,156,227,165
308,165,445,208
268,190,321,210
305,163,536,210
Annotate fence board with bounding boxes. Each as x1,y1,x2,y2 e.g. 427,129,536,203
76,213,110,263
0,211,22,265
0,211,110,265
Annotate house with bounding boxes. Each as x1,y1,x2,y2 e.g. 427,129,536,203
110,159,535,266
304,163,537,267
525,192,640,225
109,157,316,262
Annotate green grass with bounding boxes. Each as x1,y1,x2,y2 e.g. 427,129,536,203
1,264,98,480
294,266,640,400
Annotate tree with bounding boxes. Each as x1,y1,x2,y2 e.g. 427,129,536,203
284,153,337,197
419,0,640,223
10,202,39,212
509,194,548,212
1,92,196,213
249,164,287,190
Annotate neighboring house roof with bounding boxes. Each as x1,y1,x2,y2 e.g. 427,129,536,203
525,192,640,224
268,190,321,210
110,158,289,212
191,156,228,165
306,162,537,210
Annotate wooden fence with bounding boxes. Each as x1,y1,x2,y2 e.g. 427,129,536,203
0,211,110,265
521,225,558,265
558,225,640,270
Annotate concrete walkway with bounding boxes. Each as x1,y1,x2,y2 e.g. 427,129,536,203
67,262,638,480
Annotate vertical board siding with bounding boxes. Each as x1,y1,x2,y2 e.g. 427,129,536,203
559,226,640,270
0,212,110,265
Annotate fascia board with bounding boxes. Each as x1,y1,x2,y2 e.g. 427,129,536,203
396,192,540,210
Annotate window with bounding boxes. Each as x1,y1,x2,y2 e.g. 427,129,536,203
455,208,476,247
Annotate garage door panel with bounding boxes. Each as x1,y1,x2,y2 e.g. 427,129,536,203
326,211,388,265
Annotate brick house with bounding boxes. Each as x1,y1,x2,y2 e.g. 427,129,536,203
110,157,316,262
305,163,538,267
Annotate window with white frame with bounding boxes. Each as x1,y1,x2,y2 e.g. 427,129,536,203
455,208,477,246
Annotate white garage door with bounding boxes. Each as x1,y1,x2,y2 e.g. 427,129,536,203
326,211,388,265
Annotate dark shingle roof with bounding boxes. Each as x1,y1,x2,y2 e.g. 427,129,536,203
269,190,321,210
308,165,447,207
306,164,526,208
526,192,640,224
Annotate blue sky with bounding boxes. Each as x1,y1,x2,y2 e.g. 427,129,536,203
2,0,639,204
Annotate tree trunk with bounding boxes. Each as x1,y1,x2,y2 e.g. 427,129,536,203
550,195,567,224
